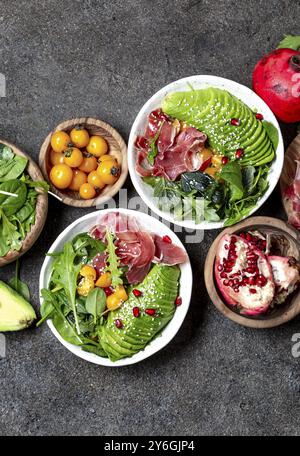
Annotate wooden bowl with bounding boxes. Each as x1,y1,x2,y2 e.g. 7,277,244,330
0,139,48,267
205,216,300,328
39,117,128,207
280,133,300,221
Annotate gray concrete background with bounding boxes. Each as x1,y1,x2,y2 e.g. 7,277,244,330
0,0,299,436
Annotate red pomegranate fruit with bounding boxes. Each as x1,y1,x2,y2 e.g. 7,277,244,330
253,46,300,123
214,234,275,315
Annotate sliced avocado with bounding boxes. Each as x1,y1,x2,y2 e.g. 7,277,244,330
162,87,275,163
99,264,180,361
0,281,36,331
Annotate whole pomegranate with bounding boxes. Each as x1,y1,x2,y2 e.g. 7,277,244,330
253,35,300,123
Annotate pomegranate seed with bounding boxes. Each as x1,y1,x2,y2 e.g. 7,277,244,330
162,235,172,244
221,156,229,165
220,272,227,279
224,267,233,273
224,244,229,250
231,236,237,243
145,308,156,316
233,278,239,285
249,289,257,294
240,232,246,239
255,113,264,120
251,236,258,244
246,233,252,242
133,307,140,318
115,319,123,329
223,280,229,286
246,267,255,273
217,265,223,272
248,277,256,285
231,118,240,126
235,148,244,159
104,287,113,296
175,296,182,306
234,287,239,293
133,289,142,297
261,240,267,250
228,280,234,287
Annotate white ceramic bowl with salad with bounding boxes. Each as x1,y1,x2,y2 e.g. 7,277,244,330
39,208,192,367
128,75,284,229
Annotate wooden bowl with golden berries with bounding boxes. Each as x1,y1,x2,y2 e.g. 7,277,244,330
39,117,128,207
205,216,300,328
0,138,48,267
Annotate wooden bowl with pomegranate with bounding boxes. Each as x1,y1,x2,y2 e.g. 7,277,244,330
39,117,128,207
205,216,300,328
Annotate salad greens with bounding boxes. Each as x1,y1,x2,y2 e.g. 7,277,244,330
143,160,270,225
39,233,107,355
0,143,49,257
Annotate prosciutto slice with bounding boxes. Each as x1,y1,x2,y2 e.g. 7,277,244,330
90,213,187,284
294,160,300,199
153,235,188,265
135,109,207,182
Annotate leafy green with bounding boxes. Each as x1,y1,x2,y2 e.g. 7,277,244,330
219,161,244,202
181,171,214,194
72,233,105,263
277,34,300,50
50,242,82,334
147,127,162,165
262,120,279,150
0,180,27,216
105,229,123,288
0,208,22,256
8,259,30,301
85,287,106,324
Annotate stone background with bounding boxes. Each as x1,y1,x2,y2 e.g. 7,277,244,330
0,0,299,436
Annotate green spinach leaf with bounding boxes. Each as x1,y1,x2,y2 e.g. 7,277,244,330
8,259,30,301
85,287,106,324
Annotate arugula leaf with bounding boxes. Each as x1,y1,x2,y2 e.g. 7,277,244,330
262,120,279,150
8,259,30,301
204,200,221,222
72,233,105,263
85,287,106,324
105,229,123,288
147,125,162,165
51,242,82,334
277,34,300,50
219,161,244,202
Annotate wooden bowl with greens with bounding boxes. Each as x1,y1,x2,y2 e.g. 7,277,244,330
0,139,48,267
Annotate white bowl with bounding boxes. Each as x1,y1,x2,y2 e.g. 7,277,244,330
128,75,284,230
39,208,192,367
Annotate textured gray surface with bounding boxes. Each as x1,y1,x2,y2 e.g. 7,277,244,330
0,0,300,436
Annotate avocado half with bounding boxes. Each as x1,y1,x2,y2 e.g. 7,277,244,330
0,281,36,331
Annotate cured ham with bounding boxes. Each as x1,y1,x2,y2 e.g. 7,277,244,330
91,213,187,283
135,110,207,181
153,234,188,265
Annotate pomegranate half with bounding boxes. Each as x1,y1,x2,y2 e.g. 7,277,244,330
214,234,275,315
